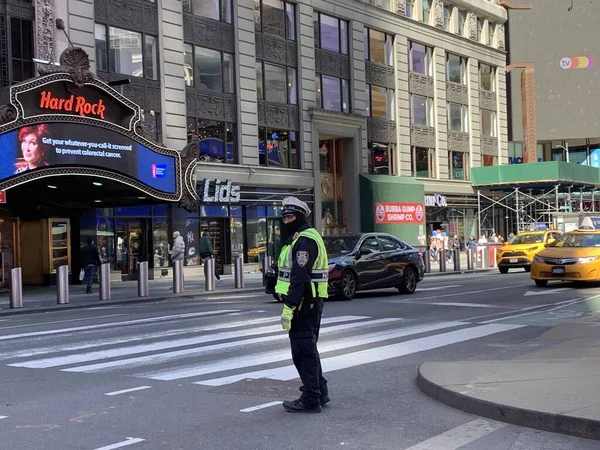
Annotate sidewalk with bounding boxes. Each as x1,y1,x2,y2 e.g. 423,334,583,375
0,272,266,316
417,314,600,441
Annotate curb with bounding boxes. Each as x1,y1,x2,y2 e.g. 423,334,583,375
0,287,266,317
416,363,600,441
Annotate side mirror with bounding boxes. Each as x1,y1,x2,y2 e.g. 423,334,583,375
357,248,373,258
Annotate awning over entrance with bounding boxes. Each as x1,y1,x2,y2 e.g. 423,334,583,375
471,162,600,191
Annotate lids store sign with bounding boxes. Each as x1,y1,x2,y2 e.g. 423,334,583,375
200,179,241,203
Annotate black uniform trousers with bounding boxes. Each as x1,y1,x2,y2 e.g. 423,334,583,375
289,297,328,408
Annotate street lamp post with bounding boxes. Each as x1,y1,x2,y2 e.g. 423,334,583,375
554,144,569,162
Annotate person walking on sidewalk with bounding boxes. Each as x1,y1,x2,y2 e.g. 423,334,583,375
276,196,329,413
170,231,185,264
81,238,102,294
199,231,221,281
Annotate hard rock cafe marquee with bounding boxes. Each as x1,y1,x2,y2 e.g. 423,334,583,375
0,46,199,284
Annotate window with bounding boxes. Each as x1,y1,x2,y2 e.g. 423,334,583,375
443,5,452,32
258,128,299,168
409,41,433,76
255,0,295,40
447,53,466,85
364,28,393,66
477,19,483,42
191,47,235,93
184,44,194,86
449,151,468,180
410,94,434,127
480,64,495,91
368,86,394,120
448,102,469,132
140,110,161,143
360,236,380,252
96,25,158,80
422,0,431,24
488,22,495,47
9,18,34,84
412,147,435,178
317,75,350,113
406,0,414,18
482,155,496,166
368,142,394,175
185,0,232,23
187,118,237,163
257,62,296,104
315,12,348,55
457,10,466,36
481,109,497,137
378,235,405,251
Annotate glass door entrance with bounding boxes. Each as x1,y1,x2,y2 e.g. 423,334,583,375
116,219,150,280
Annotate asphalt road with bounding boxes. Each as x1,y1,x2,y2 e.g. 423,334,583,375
1,271,600,450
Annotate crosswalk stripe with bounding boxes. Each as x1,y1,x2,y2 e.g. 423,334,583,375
403,419,506,450
140,321,467,381
194,323,525,386
8,316,369,369
0,310,239,341
63,318,403,374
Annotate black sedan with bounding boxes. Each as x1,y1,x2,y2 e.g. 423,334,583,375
325,233,424,299
264,233,425,301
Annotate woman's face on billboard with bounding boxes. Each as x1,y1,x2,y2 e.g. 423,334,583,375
21,132,42,165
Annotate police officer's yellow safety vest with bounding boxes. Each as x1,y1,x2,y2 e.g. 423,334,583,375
274,228,329,299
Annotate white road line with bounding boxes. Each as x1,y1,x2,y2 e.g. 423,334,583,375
416,285,462,292
105,386,152,396
481,298,587,323
0,310,239,341
140,321,466,381
0,415,7,420
463,298,586,323
92,437,145,450
403,418,506,450
387,283,532,302
195,323,525,386
204,294,265,301
0,314,127,330
10,316,368,369
424,302,509,309
64,318,402,374
240,401,282,413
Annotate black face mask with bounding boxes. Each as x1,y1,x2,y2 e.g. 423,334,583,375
282,213,306,243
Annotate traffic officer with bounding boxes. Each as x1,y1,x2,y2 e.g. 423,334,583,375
277,196,329,413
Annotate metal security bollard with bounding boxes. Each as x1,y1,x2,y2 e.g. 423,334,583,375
138,261,149,297
492,247,498,268
453,249,461,272
10,267,23,309
57,265,69,304
205,258,215,292
99,263,111,300
234,256,244,289
173,259,184,294
263,256,273,275
422,249,431,273
467,249,474,270
439,249,447,272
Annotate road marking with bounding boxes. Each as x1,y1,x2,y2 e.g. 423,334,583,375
464,298,585,323
0,416,7,420
93,437,145,450
64,318,402,374
524,287,572,296
203,294,265,301
240,401,282,413
10,316,369,369
105,386,151,396
140,321,466,381
481,298,587,324
424,302,507,309
0,314,127,330
386,284,532,302
416,285,462,292
403,419,506,450
195,323,525,386
0,310,239,341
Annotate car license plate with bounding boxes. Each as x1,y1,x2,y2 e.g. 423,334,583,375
509,258,518,263
552,266,566,275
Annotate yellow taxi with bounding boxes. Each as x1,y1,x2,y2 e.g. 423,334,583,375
496,230,561,274
531,218,600,287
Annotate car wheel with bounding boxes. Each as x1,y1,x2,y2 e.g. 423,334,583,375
534,279,548,287
499,267,509,274
339,270,357,300
524,266,531,273
398,266,417,294
272,293,283,302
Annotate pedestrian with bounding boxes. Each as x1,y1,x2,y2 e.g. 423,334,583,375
170,231,185,264
198,230,221,281
277,196,329,413
81,237,102,294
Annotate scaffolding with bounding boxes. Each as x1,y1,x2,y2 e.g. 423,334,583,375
477,185,600,237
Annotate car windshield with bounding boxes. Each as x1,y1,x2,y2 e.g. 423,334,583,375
508,234,544,245
323,236,360,257
549,233,600,248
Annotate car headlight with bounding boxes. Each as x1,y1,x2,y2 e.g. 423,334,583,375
527,246,539,252
533,256,544,263
578,256,599,264
497,249,503,255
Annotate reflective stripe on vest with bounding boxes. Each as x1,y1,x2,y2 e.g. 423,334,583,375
274,228,329,298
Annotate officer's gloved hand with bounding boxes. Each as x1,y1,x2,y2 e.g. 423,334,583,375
281,304,295,331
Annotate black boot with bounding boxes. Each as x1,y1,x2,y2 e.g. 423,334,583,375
282,399,321,413
299,386,330,405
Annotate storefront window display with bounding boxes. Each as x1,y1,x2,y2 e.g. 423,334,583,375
246,205,282,263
